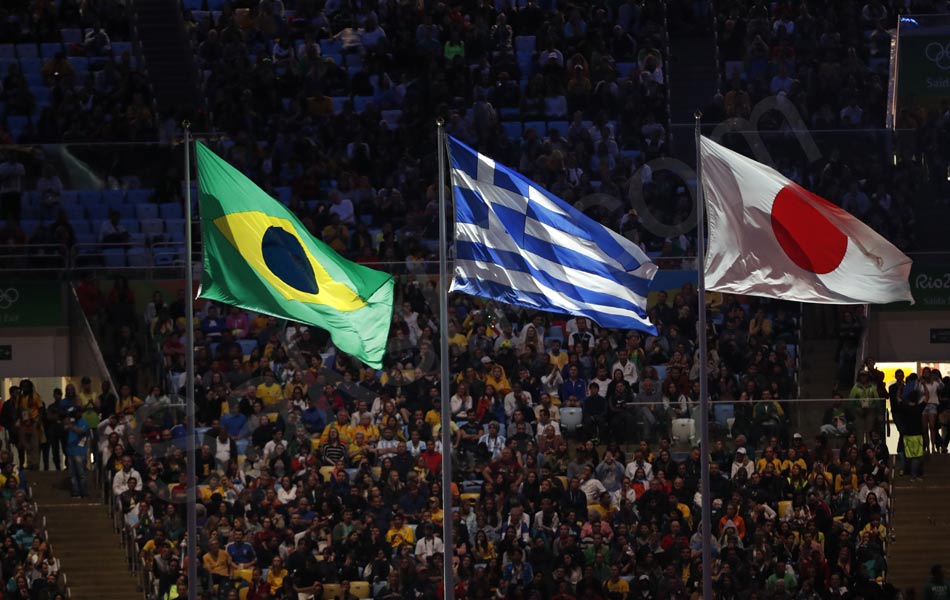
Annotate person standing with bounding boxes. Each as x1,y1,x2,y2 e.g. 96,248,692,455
923,565,949,600
15,380,43,469
64,407,90,497
893,389,926,482
919,369,945,454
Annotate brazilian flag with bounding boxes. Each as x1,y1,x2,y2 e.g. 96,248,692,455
195,142,394,368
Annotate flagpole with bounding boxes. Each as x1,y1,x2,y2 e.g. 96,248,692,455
694,112,714,600
436,119,455,600
183,122,199,600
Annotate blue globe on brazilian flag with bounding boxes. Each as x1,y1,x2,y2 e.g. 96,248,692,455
195,142,394,368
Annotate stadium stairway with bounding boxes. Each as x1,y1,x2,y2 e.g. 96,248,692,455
30,471,141,600
132,0,204,118
887,454,950,596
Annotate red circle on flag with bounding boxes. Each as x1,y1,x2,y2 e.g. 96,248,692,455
770,184,848,274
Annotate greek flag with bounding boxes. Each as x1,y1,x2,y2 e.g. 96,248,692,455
447,136,658,334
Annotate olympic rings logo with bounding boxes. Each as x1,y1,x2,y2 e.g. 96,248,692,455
0,288,19,310
925,42,950,70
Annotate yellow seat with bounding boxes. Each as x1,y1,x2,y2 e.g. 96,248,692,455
322,583,342,599
556,476,568,489
350,581,371,599
777,500,792,519
234,569,253,584
372,466,382,480
239,588,248,600
319,466,335,482
460,492,480,503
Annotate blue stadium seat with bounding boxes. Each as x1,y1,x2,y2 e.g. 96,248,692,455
77,190,101,205
546,120,569,137
274,187,292,205
15,44,38,59
206,0,226,10
320,39,343,56
74,232,96,245
135,204,159,220
18,57,43,75
64,204,85,221
654,365,667,382
331,96,348,114
21,220,39,235
101,189,125,205
713,403,735,426
126,188,152,204
71,219,91,235
183,0,202,9
86,204,108,222
40,43,62,59
616,62,637,78
514,36,536,53
68,57,89,77
502,121,522,140
140,219,165,238
0,58,17,76
127,247,149,266
120,219,140,234
6,115,29,138
111,42,132,57
159,203,183,220
111,204,134,219
238,340,258,356
352,96,372,112
165,218,186,237
523,121,545,136
0,45,13,59
103,248,126,267
61,29,83,45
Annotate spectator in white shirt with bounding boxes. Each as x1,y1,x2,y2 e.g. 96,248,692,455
611,349,639,387
112,455,143,496
624,453,654,481
99,210,130,245
328,190,355,225
414,525,444,561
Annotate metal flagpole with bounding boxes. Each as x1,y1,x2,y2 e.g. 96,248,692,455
436,119,455,600
694,112,714,600
183,123,199,600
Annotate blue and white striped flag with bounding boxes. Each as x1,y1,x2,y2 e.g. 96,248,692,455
447,136,658,334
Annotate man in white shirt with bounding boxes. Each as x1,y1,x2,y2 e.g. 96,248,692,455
328,190,355,225
624,452,654,481
112,455,143,497
612,349,639,387
504,382,533,419
579,465,607,504
730,447,755,479
414,525,444,562
99,210,130,244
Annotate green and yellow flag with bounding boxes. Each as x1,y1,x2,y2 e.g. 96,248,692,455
195,142,394,368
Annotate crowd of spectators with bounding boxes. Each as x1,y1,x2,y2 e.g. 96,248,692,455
706,0,931,252
41,266,907,600
0,383,69,600
0,0,154,145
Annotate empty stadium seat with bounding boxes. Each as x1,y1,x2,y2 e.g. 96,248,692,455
111,42,132,56
159,203,183,220
103,248,126,267
127,247,150,267
502,121,522,140
40,43,62,58
86,204,108,221
140,219,165,238
514,35,536,53
126,189,152,204
0,45,14,59
547,120,569,137
135,204,159,220
61,29,83,45
15,43,38,59
560,407,583,433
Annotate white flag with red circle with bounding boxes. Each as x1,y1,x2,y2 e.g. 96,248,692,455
700,136,913,305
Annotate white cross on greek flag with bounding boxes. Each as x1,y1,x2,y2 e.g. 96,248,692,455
447,135,658,334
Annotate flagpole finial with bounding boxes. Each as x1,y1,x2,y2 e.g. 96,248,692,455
182,119,192,130
694,111,703,122
436,118,445,128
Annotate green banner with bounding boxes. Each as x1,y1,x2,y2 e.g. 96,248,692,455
897,31,950,120
0,282,65,327
876,267,950,311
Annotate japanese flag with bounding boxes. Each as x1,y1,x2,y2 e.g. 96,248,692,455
700,136,913,305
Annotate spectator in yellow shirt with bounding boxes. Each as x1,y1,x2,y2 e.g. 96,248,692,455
755,447,782,474
424,398,442,429
256,370,283,407
385,513,415,548
605,565,629,599
202,538,233,586
320,410,355,445
266,556,288,593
